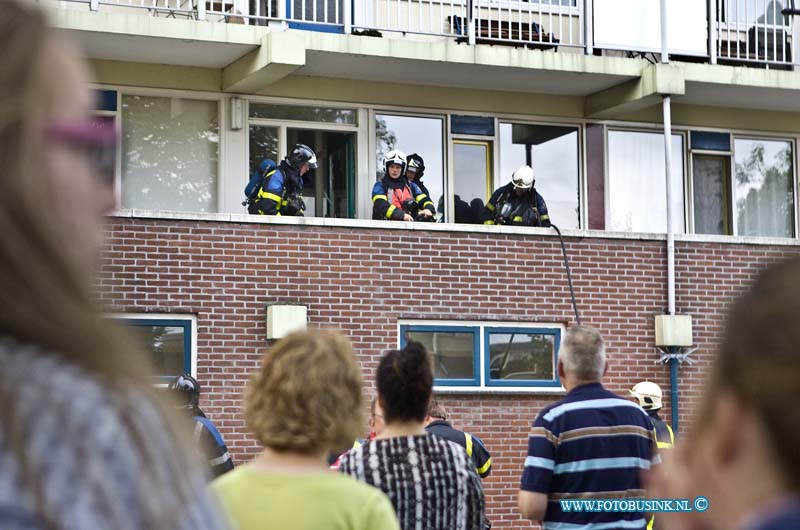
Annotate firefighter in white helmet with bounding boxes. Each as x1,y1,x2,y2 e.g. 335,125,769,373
481,165,550,227
630,381,674,449
630,381,674,530
372,149,435,222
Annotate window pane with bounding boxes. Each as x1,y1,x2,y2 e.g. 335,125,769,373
450,115,494,136
407,331,475,381
488,332,555,381
94,89,117,112
607,131,685,233
288,128,356,218
693,156,729,235
453,142,492,224
249,125,279,175
375,114,445,216
500,123,580,229
249,103,356,124
127,325,186,378
122,96,219,212
734,138,794,237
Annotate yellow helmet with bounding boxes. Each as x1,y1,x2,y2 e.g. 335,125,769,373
630,381,662,410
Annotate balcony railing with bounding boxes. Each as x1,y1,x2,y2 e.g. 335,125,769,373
714,0,795,65
54,0,799,66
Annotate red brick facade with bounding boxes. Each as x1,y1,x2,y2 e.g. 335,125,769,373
100,216,800,528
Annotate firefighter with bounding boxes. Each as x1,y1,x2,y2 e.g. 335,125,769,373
425,399,492,478
252,144,317,216
482,165,550,227
372,149,435,221
170,374,234,479
630,381,674,530
630,381,674,449
405,153,434,206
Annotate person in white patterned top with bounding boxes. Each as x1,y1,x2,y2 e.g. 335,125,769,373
338,341,486,530
0,4,229,529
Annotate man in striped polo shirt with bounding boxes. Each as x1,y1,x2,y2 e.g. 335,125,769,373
518,325,658,530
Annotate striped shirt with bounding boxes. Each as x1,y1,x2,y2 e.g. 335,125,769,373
0,337,229,530
338,434,485,530
521,382,658,530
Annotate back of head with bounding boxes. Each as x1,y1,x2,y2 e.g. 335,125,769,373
376,341,433,423
427,398,447,420
245,329,363,454
559,325,605,382
708,257,800,489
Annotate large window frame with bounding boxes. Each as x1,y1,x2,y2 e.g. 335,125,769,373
399,321,564,392
112,313,197,385
97,84,800,242
604,127,690,234
687,129,798,238
94,86,224,214
247,111,360,219
498,120,584,230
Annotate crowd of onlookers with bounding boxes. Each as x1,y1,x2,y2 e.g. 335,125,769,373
2,2,800,530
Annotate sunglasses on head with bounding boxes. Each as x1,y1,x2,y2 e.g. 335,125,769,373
46,118,118,187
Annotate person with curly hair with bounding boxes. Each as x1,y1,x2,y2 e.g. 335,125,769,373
212,329,400,530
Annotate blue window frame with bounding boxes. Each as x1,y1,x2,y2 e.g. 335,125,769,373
401,323,561,389
484,327,560,387
116,317,193,384
401,325,480,386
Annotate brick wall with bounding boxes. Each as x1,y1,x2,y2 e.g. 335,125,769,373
99,217,800,528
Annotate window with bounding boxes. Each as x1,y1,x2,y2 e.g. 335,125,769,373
400,322,562,390
250,103,356,124
375,114,445,216
722,0,790,26
693,155,731,235
115,315,195,384
689,133,794,238
734,138,794,237
288,128,356,218
500,123,581,229
452,140,493,224
121,96,219,213
607,130,685,233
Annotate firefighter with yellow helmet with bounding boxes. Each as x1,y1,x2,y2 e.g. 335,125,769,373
630,381,674,450
630,381,674,530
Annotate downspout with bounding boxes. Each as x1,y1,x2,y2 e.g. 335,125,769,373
660,0,679,434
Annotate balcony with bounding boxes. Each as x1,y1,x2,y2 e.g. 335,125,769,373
51,0,800,68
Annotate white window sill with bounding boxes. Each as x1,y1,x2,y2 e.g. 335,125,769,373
109,209,800,247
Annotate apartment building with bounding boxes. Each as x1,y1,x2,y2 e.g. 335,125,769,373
46,0,800,525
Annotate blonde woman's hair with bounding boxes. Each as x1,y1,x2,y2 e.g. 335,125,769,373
245,329,364,454
0,3,198,528
0,1,146,382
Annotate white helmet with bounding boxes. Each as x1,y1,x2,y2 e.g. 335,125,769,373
511,165,535,189
630,381,662,411
384,149,407,175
